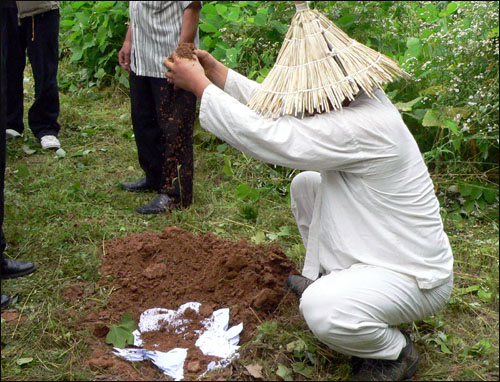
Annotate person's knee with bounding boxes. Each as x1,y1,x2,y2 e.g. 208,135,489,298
290,171,319,196
299,284,343,340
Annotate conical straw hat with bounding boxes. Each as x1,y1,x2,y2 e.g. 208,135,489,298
247,1,410,119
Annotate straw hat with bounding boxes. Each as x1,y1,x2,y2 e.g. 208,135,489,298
247,1,410,119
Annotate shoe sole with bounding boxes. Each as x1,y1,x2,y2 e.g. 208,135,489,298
135,207,167,214
1,267,36,280
402,357,419,380
1,296,12,309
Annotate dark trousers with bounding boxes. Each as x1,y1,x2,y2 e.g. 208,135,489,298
1,7,8,261
4,8,60,139
130,72,196,207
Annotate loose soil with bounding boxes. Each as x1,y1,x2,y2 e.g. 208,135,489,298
166,42,196,63
82,226,299,380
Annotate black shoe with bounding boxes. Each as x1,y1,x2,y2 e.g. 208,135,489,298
121,177,155,193
349,332,420,381
136,194,172,214
1,258,36,279
1,294,12,309
285,274,315,299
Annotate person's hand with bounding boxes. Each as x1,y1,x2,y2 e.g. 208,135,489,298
119,41,132,73
195,49,218,76
164,52,212,98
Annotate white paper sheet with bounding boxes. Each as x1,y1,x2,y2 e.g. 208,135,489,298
112,302,243,381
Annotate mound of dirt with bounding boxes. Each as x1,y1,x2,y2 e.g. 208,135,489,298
89,226,299,380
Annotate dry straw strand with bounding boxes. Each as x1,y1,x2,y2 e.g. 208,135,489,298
247,1,409,119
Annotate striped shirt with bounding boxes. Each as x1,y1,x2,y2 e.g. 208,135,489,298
129,1,199,78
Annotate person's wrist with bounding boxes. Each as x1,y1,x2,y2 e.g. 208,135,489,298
194,77,212,99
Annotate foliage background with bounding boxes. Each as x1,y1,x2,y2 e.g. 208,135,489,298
59,0,499,226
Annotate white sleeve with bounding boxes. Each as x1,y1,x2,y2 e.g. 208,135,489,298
199,84,389,172
223,69,260,105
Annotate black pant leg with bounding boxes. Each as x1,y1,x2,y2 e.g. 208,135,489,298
151,79,196,207
5,6,26,134
1,7,8,261
23,9,60,139
129,72,164,190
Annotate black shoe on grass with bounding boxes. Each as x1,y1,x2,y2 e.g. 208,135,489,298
1,258,36,279
1,294,12,309
136,194,172,214
285,274,314,299
349,332,419,381
121,177,155,193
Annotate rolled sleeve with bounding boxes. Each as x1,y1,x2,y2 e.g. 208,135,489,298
200,84,370,172
223,69,260,104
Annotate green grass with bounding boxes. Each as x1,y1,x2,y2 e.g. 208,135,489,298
1,70,498,381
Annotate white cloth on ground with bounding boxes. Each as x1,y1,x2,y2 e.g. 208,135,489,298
199,69,453,290
292,171,453,359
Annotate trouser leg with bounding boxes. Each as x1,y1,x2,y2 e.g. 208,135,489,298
129,73,163,190
23,9,61,139
151,79,196,207
5,7,26,134
300,265,453,360
290,171,321,250
1,8,8,261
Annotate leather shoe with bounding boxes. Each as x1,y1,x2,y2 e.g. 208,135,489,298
136,194,172,214
1,258,36,279
1,293,12,309
121,177,155,193
285,274,315,299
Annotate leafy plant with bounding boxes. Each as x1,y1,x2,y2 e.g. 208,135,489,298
59,1,130,90
105,312,137,348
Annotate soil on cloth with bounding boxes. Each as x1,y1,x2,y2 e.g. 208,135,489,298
83,226,299,380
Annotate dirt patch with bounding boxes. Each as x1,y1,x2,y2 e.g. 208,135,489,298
82,226,299,380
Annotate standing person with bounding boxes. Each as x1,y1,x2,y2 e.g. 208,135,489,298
1,2,37,309
119,1,202,214
164,3,454,380
4,1,61,150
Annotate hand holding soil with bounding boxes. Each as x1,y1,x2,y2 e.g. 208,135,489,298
164,48,211,98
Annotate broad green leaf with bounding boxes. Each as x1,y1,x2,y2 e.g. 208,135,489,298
270,20,287,34
406,37,422,58
444,121,458,134
251,231,266,245
287,339,307,352
477,289,492,303
16,357,34,366
215,4,227,15
439,341,452,354
199,23,218,34
422,110,443,127
22,145,36,155
276,363,293,381
222,155,233,177
445,2,458,16
395,97,422,111
255,13,267,27
201,3,217,15
56,148,66,158
483,189,498,204
337,14,356,27
106,325,134,348
119,312,137,331
292,362,313,379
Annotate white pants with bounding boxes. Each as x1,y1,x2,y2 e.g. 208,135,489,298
290,171,453,360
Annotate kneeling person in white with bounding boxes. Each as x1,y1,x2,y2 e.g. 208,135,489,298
164,12,453,381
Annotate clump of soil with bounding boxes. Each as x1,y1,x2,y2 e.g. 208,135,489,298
89,226,299,380
166,42,196,63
